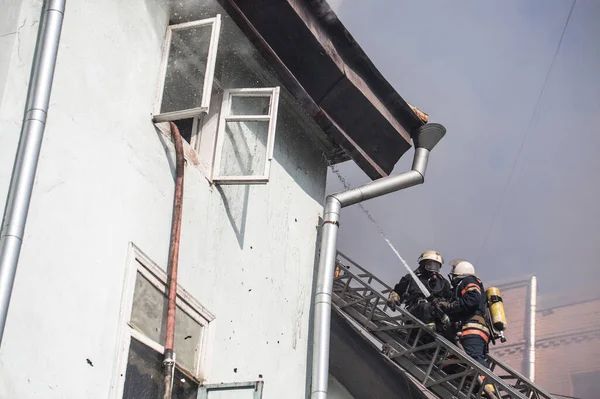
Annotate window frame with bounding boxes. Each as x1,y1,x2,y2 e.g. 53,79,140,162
153,15,222,123
211,87,281,184
110,243,215,399
197,381,264,399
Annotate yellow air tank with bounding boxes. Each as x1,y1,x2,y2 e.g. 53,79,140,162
486,287,507,332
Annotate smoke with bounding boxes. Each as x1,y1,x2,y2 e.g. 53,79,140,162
327,3,599,395
327,0,344,13
326,0,600,296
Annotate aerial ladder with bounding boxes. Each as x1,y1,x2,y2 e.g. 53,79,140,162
332,251,556,399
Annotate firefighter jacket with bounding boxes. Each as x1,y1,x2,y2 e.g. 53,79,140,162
445,275,490,343
392,271,452,325
393,271,452,305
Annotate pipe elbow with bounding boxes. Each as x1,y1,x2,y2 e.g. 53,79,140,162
408,169,425,187
329,190,359,208
413,169,425,184
410,147,430,178
325,194,342,207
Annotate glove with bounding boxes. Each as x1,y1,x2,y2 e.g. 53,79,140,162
387,291,401,311
436,301,451,311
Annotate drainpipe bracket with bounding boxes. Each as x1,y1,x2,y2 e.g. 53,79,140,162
321,220,340,227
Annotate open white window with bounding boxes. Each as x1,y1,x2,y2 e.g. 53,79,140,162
212,87,280,184
153,15,222,122
111,244,214,399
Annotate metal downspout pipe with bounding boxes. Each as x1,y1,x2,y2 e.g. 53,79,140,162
528,276,537,381
310,124,446,399
0,0,66,345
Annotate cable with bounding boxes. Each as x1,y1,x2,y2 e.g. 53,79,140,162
475,0,576,264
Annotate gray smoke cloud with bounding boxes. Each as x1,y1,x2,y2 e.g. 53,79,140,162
326,0,600,296
326,4,599,395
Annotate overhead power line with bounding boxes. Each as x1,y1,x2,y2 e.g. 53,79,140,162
475,0,576,264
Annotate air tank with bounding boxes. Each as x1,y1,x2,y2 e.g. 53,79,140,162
486,287,507,332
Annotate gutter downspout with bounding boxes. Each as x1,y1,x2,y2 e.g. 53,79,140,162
310,123,446,399
163,122,185,399
528,276,537,381
0,0,66,345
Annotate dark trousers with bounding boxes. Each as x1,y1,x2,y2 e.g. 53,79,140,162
460,335,489,369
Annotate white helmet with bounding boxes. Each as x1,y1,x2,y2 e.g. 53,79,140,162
418,250,443,265
418,250,443,273
449,259,475,278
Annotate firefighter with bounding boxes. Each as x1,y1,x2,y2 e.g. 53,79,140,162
437,259,495,395
386,250,452,326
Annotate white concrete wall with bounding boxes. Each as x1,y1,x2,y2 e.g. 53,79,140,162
0,0,26,103
328,376,356,399
0,1,327,398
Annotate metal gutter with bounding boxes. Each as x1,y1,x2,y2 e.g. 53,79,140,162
310,123,446,399
0,0,66,345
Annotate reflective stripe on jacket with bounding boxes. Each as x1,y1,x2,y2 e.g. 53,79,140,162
449,276,490,342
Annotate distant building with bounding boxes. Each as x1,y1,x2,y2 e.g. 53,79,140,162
0,1,426,398
490,277,600,399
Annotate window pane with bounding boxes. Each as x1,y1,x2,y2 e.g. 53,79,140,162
219,121,269,177
123,338,198,399
230,96,270,116
173,368,199,399
123,337,163,399
130,270,204,375
174,307,203,372
161,25,213,114
130,271,167,345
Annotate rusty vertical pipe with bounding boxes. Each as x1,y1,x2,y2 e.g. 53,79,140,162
163,122,185,399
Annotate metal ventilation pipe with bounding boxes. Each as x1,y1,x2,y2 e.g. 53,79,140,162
310,123,447,399
528,276,537,381
0,0,66,346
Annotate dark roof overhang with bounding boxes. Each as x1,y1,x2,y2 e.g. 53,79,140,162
219,0,426,179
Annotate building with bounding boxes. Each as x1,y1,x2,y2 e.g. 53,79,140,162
490,277,600,399
0,1,430,398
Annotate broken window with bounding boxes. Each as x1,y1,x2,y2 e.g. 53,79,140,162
154,15,222,122
114,245,214,399
212,88,280,184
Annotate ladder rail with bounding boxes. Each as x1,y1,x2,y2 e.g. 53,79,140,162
333,270,526,399
333,252,556,399
487,354,555,399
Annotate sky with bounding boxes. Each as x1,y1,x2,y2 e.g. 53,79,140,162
325,0,600,295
